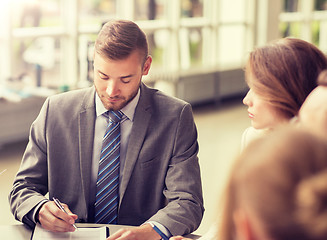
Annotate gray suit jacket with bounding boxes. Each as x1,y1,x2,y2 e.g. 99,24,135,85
9,83,204,236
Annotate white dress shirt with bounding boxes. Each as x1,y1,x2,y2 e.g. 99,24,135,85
92,89,140,187
91,88,171,237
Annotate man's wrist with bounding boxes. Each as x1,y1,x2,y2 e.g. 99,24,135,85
34,200,48,223
148,222,169,240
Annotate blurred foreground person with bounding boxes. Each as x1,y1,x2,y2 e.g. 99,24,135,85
219,126,327,240
172,126,327,240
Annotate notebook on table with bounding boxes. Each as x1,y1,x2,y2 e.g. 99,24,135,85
31,223,109,240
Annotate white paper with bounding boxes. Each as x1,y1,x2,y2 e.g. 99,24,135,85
32,224,107,240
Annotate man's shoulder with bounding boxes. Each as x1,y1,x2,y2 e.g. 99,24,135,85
50,87,94,101
47,86,95,111
142,84,189,108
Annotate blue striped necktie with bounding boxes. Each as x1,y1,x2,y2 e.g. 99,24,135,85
95,110,123,224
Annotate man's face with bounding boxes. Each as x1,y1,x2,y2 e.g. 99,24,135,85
93,50,152,111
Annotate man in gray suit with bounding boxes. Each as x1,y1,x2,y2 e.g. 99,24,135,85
9,19,204,240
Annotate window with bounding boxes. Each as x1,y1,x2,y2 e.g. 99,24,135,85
0,0,256,91
279,0,327,51
134,0,166,20
3,0,62,90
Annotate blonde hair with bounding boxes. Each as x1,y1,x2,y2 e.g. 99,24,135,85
317,69,327,86
218,126,327,240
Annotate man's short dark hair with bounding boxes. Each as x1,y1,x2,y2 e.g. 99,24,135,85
95,19,149,64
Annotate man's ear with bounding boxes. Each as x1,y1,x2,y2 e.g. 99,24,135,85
142,56,152,75
233,209,257,240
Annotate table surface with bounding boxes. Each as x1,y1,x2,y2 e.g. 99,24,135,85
0,224,200,239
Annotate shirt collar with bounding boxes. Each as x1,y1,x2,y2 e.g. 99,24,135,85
95,88,140,122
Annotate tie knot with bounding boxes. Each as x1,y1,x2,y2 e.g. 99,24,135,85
104,110,123,123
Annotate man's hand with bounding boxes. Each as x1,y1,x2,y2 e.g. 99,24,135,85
107,223,161,240
37,200,78,232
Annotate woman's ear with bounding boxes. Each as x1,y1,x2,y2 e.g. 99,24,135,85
233,209,257,240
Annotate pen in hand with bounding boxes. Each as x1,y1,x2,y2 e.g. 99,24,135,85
0,169,7,176
52,197,78,231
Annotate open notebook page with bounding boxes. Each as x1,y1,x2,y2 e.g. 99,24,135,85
32,223,107,240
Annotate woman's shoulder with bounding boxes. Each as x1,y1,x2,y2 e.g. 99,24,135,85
241,127,267,151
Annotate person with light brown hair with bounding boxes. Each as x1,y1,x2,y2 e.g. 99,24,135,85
218,126,327,240
171,126,327,240
297,69,327,138
242,37,327,149
317,69,327,86
9,19,204,240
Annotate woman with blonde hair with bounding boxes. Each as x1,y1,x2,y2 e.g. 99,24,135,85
298,69,327,137
219,126,327,240
172,127,327,240
242,37,327,148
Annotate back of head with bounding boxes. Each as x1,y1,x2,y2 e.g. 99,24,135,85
299,69,327,137
317,69,327,86
219,126,327,240
95,19,148,64
246,38,327,119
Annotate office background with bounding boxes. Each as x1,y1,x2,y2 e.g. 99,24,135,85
1,0,327,235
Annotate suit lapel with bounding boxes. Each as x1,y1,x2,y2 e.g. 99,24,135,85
78,87,96,217
119,84,152,205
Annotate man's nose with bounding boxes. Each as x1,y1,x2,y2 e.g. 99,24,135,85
106,80,120,97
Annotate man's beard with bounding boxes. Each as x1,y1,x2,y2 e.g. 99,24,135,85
95,85,139,111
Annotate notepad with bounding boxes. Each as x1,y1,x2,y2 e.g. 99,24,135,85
32,223,107,240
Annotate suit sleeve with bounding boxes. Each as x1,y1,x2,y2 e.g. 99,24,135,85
8,98,50,228
148,103,204,235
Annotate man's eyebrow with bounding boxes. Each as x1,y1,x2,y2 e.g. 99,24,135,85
121,74,134,79
97,70,134,79
98,70,108,77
